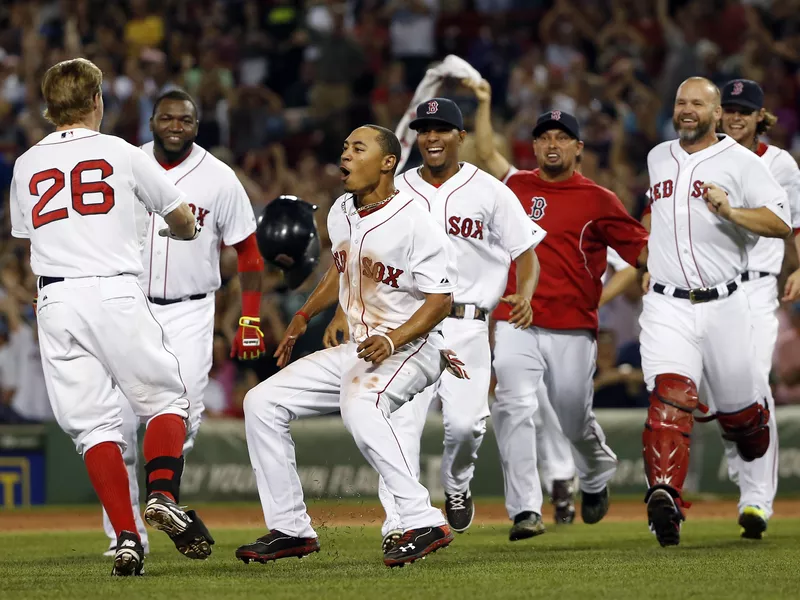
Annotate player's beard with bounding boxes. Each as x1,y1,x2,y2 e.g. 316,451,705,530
154,134,195,164
540,159,568,178
674,114,713,144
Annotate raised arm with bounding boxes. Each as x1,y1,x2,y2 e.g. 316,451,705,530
462,78,511,181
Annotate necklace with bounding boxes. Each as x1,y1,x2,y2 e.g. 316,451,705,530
357,189,399,213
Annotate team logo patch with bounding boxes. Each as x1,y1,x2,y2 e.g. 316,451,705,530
529,197,547,221
550,110,562,121
427,100,439,115
731,81,744,96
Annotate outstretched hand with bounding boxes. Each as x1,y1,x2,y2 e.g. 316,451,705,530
274,314,307,368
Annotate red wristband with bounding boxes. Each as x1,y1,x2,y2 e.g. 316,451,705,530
295,310,311,322
241,291,261,318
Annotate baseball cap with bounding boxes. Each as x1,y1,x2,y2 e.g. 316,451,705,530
409,98,464,131
532,110,580,140
721,79,764,111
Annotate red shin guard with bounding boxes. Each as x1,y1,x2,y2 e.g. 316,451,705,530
716,402,770,462
143,414,186,502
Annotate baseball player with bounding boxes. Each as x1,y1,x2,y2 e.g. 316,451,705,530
362,98,544,547
640,77,790,547
235,125,461,568
100,89,263,556
9,58,214,576
466,79,649,537
707,79,800,538
534,247,638,525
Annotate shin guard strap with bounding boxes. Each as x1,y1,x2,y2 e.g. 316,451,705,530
145,455,185,501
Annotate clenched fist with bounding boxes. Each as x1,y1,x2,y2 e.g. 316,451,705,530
231,316,266,360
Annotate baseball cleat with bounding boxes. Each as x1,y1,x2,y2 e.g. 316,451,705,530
581,487,610,524
383,525,454,568
382,529,403,553
144,492,215,560
647,488,684,547
551,479,576,525
235,530,320,563
111,531,144,577
445,489,474,533
739,505,768,540
509,512,546,541
103,538,149,557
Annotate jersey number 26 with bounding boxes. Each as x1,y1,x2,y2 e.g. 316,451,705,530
29,159,115,229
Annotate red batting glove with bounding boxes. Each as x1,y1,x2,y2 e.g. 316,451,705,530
231,316,266,360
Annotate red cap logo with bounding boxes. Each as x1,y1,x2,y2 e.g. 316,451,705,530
551,110,562,121
427,100,439,114
732,81,744,96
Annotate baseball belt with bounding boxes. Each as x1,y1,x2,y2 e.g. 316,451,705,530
741,271,771,282
37,276,65,290
653,281,738,304
449,303,487,321
148,293,210,306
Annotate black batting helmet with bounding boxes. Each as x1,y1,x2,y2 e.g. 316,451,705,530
255,195,321,290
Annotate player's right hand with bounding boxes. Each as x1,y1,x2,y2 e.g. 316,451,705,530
783,267,800,302
640,270,651,294
323,310,349,348
274,314,307,368
500,294,533,329
462,78,491,104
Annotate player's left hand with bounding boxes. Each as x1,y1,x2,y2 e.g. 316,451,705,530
783,267,800,302
357,335,393,365
440,349,469,379
158,224,201,241
701,183,732,219
231,316,266,360
500,294,533,329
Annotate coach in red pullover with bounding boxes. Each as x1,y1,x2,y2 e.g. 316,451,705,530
466,78,648,538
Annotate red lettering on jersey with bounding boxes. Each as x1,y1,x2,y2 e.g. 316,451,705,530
333,249,347,273
460,218,474,238
652,183,661,201
188,204,211,227
30,169,68,229
372,261,386,282
663,180,674,198
691,180,704,198
382,266,404,288
361,257,403,288
471,220,484,239
448,216,461,235
361,257,374,278
650,180,675,204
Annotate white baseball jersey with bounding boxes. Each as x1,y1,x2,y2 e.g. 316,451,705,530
328,190,458,343
10,128,185,277
746,144,800,274
646,135,790,288
396,163,545,311
138,142,257,299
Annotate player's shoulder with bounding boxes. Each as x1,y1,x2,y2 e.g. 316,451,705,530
647,139,676,162
197,146,240,181
764,145,798,171
505,168,537,185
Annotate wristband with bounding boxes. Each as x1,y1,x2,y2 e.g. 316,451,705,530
376,332,395,355
239,316,261,327
295,310,311,322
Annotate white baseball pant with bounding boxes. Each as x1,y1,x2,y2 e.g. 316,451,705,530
36,274,189,452
377,317,491,535
103,294,215,547
534,378,577,494
244,335,447,539
492,322,617,519
701,275,779,518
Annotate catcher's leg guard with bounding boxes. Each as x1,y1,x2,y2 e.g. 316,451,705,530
642,374,698,501
144,456,184,502
716,401,770,462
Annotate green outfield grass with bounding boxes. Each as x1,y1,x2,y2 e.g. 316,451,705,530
1,518,798,600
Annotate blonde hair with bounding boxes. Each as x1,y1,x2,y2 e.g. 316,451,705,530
757,110,778,135
41,58,103,126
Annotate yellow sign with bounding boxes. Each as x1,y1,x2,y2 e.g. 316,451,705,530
0,457,31,508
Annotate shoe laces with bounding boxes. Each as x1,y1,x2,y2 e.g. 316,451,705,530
448,492,467,511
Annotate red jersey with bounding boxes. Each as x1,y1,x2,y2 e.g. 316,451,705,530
493,168,649,332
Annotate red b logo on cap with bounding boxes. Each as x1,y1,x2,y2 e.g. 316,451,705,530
551,110,562,121
427,100,439,114
732,81,744,96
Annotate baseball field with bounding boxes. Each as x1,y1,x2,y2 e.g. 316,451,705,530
1,496,799,600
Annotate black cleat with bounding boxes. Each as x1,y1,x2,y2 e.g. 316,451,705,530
111,531,144,577
445,490,475,533
235,530,320,563
383,525,453,568
144,492,215,560
551,479,576,525
647,488,684,547
382,529,403,553
738,506,768,540
509,512,546,541
581,487,610,524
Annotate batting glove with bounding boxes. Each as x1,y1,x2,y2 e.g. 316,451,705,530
231,316,266,360
440,349,469,380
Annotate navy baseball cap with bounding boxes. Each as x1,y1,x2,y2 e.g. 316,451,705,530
721,79,764,111
532,110,580,140
409,98,464,131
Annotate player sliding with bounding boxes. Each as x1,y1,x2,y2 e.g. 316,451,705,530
640,77,790,546
9,58,214,576
236,125,462,568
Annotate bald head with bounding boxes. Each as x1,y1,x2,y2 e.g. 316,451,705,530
677,77,721,107
673,77,722,146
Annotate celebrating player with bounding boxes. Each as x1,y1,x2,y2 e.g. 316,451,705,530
466,78,649,539
100,90,264,556
235,125,460,568
707,79,800,538
9,58,213,576
369,98,544,548
640,77,790,547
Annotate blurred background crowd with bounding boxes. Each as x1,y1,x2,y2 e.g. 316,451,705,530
2,0,800,424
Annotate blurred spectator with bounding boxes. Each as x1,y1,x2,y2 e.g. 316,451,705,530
774,303,800,405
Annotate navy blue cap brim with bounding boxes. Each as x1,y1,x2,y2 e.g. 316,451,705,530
409,117,463,131
721,99,762,111
532,121,579,139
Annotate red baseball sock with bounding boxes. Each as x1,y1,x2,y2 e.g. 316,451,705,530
143,414,186,502
84,442,138,538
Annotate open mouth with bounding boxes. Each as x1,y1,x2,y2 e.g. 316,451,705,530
166,135,183,144
340,166,350,181
680,117,698,127
546,152,560,161
426,147,444,157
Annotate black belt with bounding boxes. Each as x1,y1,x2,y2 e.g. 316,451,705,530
449,303,487,321
653,281,737,304
148,293,209,306
38,276,65,290
741,271,771,282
